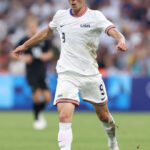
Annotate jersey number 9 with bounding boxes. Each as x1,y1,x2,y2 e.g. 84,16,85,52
62,32,65,43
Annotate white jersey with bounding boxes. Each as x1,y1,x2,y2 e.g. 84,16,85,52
49,7,114,75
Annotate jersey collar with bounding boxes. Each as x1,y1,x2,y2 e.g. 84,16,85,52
70,6,88,17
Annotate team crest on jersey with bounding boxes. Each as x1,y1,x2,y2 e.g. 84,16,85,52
80,24,90,28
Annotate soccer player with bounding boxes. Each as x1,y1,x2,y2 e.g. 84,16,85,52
16,15,53,130
12,0,127,149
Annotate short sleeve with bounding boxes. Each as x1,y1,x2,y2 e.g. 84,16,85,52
49,11,60,32
96,11,115,34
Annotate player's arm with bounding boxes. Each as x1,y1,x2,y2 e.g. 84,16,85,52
10,51,33,64
108,28,127,52
12,27,53,56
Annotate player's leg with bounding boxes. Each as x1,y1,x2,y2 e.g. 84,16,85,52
80,74,119,150
93,103,119,150
32,73,51,126
38,72,51,112
32,88,47,129
34,89,51,128
32,88,43,120
57,103,75,150
54,73,80,150
43,89,51,103
26,74,42,121
26,72,47,129
38,89,51,112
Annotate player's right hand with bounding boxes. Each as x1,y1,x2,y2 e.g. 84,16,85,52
12,44,27,57
116,41,127,52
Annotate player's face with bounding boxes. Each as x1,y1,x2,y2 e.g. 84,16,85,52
68,0,85,10
27,20,38,35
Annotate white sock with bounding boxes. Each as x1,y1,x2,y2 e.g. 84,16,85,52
58,122,73,150
101,114,117,144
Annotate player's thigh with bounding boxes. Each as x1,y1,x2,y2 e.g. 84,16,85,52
80,75,108,105
57,102,75,122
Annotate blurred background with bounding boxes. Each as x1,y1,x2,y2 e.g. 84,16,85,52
0,1,150,150
0,0,150,111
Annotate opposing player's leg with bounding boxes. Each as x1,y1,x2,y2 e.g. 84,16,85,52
33,89,52,129
33,88,42,120
38,89,51,113
32,88,47,130
93,103,119,150
27,75,42,122
57,103,75,150
32,75,52,129
43,89,51,103
26,72,50,129
38,73,51,112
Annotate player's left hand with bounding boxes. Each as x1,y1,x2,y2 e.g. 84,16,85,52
116,41,127,52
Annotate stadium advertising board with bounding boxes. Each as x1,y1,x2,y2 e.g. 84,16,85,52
0,74,150,111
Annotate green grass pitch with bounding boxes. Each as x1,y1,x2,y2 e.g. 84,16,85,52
0,112,150,150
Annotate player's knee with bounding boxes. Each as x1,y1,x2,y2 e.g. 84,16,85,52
33,97,40,104
44,95,51,103
33,90,41,102
43,91,51,103
59,112,72,122
58,129,73,148
99,112,110,123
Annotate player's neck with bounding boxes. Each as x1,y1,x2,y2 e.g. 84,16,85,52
71,5,87,17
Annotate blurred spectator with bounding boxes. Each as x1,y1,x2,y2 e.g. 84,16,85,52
0,0,149,76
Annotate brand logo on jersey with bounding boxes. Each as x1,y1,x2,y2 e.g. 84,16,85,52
101,97,106,101
57,94,63,98
80,24,90,28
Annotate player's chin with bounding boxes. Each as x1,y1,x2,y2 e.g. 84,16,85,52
119,48,126,52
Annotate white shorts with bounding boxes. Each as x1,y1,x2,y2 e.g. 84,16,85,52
54,72,108,106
